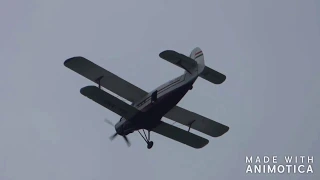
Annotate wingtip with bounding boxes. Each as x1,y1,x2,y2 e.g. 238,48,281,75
159,50,177,58
225,126,230,133
80,85,98,95
211,125,230,138
220,75,227,84
214,74,227,85
220,126,230,137
63,57,75,66
63,56,85,66
195,139,209,149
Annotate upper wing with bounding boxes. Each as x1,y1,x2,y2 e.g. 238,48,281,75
159,50,197,73
199,66,226,84
64,57,148,102
164,106,229,137
80,86,139,120
152,121,209,149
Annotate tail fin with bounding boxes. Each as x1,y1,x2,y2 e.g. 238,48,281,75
159,47,226,84
189,47,205,74
190,47,226,84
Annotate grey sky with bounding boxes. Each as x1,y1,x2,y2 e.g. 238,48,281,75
1,0,319,180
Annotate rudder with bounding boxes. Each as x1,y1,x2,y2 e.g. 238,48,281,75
189,47,227,84
189,47,205,74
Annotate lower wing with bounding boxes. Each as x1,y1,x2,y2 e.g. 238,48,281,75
164,106,229,137
152,121,209,149
80,86,139,120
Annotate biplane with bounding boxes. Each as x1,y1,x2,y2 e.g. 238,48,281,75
64,47,229,149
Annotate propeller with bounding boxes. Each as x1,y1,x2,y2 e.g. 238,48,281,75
122,135,131,147
104,118,114,126
104,118,131,147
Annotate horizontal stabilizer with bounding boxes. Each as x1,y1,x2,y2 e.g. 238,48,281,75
64,57,148,102
159,50,197,73
164,106,229,137
152,121,209,149
80,86,139,120
200,66,226,84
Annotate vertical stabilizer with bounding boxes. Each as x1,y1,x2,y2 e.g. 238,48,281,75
158,47,226,84
189,47,205,74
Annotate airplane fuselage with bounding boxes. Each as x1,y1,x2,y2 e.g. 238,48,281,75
115,72,197,135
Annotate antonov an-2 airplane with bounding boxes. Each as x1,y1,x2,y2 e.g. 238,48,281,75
64,47,229,149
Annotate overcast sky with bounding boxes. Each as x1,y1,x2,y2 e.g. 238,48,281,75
1,0,319,180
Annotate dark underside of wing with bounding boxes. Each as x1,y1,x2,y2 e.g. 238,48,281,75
64,57,148,103
152,121,209,149
164,106,229,137
80,86,139,120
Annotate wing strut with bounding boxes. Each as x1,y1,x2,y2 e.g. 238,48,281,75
137,129,154,149
95,76,104,89
187,120,196,132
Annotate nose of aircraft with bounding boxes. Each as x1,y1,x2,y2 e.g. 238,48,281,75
105,119,130,147
114,121,123,135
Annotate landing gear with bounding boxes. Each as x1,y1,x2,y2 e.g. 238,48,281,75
189,85,193,90
138,129,154,149
147,141,154,149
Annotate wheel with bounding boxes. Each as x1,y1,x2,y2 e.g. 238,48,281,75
147,141,153,149
147,141,154,149
189,86,193,90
